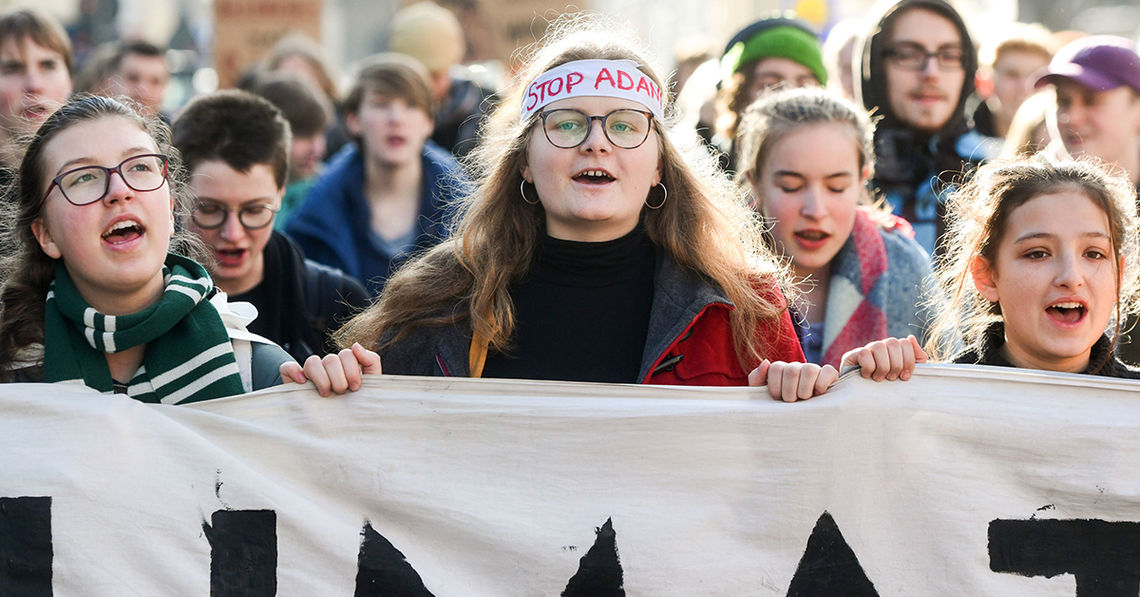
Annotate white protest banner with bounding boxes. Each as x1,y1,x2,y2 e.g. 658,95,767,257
1,365,1138,595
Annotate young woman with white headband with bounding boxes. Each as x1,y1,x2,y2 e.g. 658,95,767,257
336,15,836,398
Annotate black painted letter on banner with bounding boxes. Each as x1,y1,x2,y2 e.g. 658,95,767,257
562,518,625,597
989,518,1140,596
0,496,52,596
354,521,435,596
203,509,276,597
786,511,879,597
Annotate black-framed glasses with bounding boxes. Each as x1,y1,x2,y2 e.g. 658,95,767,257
884,43,964,71
43,153,169,206
191,201,279,230
538,108,654,149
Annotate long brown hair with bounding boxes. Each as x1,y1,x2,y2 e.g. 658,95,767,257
0,95,204,378
336,13,792,367
926,157,1140,366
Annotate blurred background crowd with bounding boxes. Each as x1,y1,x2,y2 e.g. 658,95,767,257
14,0,1138,120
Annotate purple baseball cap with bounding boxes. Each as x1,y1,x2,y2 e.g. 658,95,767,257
1036,35,1140,92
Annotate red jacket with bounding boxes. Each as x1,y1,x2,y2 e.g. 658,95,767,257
381,254,805,385
641,283,803,386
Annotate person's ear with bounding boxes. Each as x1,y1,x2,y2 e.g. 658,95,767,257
970,254,999,303
520,163,532,184
30,218,61,260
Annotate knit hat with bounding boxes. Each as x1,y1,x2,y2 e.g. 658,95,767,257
721,16,827,86
1035,35,1140,93
387,2,464,74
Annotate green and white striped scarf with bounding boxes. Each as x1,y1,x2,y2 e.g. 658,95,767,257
42,253,246,404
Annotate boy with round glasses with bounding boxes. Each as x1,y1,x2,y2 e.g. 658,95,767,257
172,90,368,362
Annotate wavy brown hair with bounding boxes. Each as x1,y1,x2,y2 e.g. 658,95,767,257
336,13,792,368
926,157,1140,369
0,95,205,378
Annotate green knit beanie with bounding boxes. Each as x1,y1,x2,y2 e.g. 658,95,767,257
721,25,827,86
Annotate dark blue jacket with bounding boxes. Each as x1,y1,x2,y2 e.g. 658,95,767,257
284,142,464,296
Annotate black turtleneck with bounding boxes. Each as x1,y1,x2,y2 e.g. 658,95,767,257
954,322,1140,379
481,227,656,383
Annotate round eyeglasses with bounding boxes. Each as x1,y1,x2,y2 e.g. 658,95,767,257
43,154,169,206
538,108,654,149
190,201,279,230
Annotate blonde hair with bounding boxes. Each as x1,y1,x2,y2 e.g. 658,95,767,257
926,157,1140,368
336,12,792,367
999,88,1054,159
978,22,1057,67
735,86,900,229
736,87,875,187
386,1,464,74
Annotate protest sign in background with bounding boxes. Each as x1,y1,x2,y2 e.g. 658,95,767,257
1,366,1138,595
212,0,322,90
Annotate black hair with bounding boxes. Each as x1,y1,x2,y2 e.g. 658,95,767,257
171,90,292,189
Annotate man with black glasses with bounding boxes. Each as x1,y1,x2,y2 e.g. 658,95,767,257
173,90,368,363
855,0,999,255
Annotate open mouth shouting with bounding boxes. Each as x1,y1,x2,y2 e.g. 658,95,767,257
102,217,145,247
793,229,831,250
1045,300,1088,326
573,168,616,184
214,247,249,268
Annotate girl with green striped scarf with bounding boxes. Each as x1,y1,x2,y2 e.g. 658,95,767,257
0,95,380,402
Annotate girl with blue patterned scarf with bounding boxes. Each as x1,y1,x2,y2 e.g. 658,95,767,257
737,87,935,369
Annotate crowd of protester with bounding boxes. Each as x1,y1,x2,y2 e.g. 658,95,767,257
1,0,1140,403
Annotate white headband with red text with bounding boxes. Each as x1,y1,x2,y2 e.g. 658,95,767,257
520,59,665,123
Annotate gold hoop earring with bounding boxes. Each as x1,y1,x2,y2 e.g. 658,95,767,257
520,180,540,205
645,183,668,209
